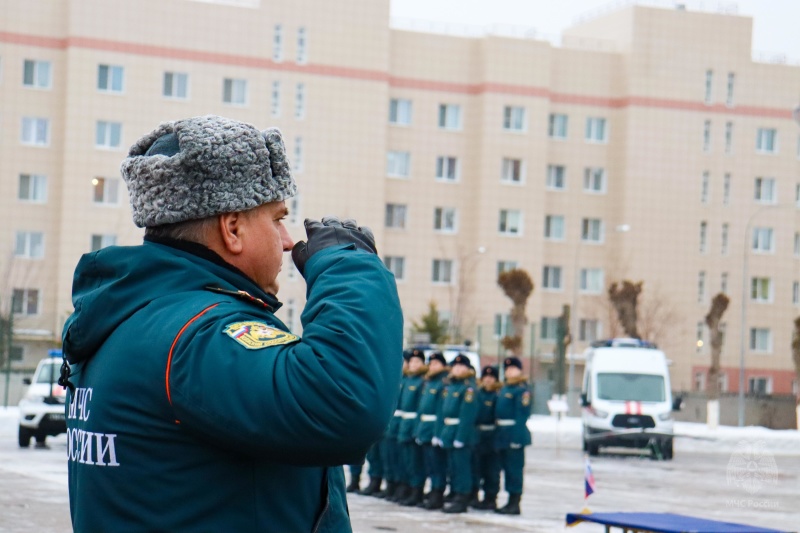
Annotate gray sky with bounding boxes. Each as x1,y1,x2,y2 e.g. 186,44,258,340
390,0,800,60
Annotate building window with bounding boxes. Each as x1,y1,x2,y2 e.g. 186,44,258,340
548,113,568,139
296,27,307,64
284,299,297,332
796,232,800,256
751,277,772,303
288,194,300,225
749,328,772,352
293,137,303,173
163,71,188,99
723,173,731,205
12,288,39,315
496,261,518,278
97,64,124,93
495,313,512,339
432,259,454,284
14,231,44,259
23,59,51,88
389,98,412,125
748,376,772,395
699,221,708,253
501,158,523,184
273,24,283,62
754,177,776,203
18,174,47,202
295,83,305,119
540,317,559,341
21,117,49,146
585,117,607,142
721,272,729,294
385,203,407,229
90,234,117,251
580,268,604,294
752,227,774,252
433,207,457,233
386,151,410,178
438,104,462,130
721,223,729,255
704,69,713,104
696,322,705,353
725,122,733,154
384,256,405,281
581,218,603,243
10,346,24,362
95,121,122,149
503,106,526,131
583,167,606,193
726,72,735,106
793,281,799,306
796,183,800,208
698,271,706,303
756,128,777,153
703,120,711,152
701,171,709,203
544,215,565,241
546,164,566,190
92,177,120,205
223,78,247,105
579,319,600,342
435,156,459,182
498,209,522,235
542,265,562,290
271,81,281,117
285,260,298,281
694,371,706,391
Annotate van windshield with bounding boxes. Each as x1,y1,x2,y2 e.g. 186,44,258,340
35,362,61,384
596,373,665,402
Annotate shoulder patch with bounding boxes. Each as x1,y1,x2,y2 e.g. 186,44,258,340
223,321,298,350
465,388,474,403
522,391,531,406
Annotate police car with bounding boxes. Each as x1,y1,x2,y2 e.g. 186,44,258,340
18,354,68,448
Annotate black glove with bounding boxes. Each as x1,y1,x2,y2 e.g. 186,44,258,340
291,216,377,277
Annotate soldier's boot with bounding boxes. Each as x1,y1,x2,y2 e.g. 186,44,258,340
475,493,497,510
494,493,521,515
389,483,409,503
399,486,423,507
422,489,444,510
443,488,455,503
442,493,469,514
346,475,361,493
468,490,481,508
359,477,383,497
375,481,395,499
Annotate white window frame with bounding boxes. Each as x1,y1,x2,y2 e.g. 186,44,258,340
21,117,49,146
495,313,513,339
14,231,44,259
435,156,459,182
583,167,606,193
12,288,40,316
384,256,406,281
795,232,800,257
548,113,568,139
223,78,248,105
385,203,407,229
721,223,729,255
18,174,47,203
726,72,735,106
698,271,706,303
756,128,777,154
580,268,604,294
723,173,731,205
92,177,120,205
754,177,776,204
540,316,559,341
163,71,188,99
724,122,733,154
793,281,800,306
748,329,772,353
296,27,307,64
704,69,713,104
23,59,51,89
389,98,412,126
293,137,303,173
295,82,305,119
701,171,709,203
496,261,518,278
386,151,410,178
501,158,524,184
585,117,607,143
721,272,729,294
97,64,124,93
581,218,604,243
703,120,711,152
579,319,601,343
90,234,117,252
431,259,454,285
699,221,708,254
498,209,522,236
271,80,281,117
503,105,526,132
288,195,301,226
544,215,565,241
433,207,457,233
748,376,772,394
546,164,566,190
273,24,283,62
750,277,772,303
95,120,122,149
751,227,774,253
438,103,462,130
542,265,563,291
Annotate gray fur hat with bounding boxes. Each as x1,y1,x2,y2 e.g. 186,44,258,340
121,115,297,227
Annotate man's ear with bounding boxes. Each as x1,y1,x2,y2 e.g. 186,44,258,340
217,212,245,254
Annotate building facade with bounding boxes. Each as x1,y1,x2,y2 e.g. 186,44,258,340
1,0,799,397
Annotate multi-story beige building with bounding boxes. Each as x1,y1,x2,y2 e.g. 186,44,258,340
2,0,799,399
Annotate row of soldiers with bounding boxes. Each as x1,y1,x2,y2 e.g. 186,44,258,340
347,349,532,515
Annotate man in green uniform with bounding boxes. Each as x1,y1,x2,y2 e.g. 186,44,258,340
494,357,532,516
60,115,403,533
358,440,384,496
395,348,427,506
346,462,364,493
471,365,501,510
438,354,478,514
377,352,410,500
413,351,448,510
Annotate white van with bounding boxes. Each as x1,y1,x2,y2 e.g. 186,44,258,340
18,356,68,447
580,338,681,460
418,345,481,375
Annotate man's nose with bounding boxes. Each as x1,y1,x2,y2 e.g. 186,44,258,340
281,225,294,251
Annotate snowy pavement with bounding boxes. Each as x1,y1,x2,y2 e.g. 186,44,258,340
0,408,798,532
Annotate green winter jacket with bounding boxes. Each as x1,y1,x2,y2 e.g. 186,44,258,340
396,369,426,443
437,373,478,448
413,369,447,444
494,376,533,450
62,238,403,533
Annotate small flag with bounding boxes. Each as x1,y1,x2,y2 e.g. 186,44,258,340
584,455,595,499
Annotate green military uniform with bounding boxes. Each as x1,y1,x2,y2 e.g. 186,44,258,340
413,352,448,510
378,358,409,500
472,366,501,510
359,441,384,495
395,349,427,506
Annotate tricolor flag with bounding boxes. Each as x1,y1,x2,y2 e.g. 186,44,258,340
584,456,596,499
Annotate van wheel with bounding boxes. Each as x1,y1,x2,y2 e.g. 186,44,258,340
18,426,33,448
662,438,674,460
582,436,588,451
587,441,599,456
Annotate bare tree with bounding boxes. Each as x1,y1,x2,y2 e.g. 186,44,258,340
608,280,643,339
497,268,534,357
637,284,680,347
704,293,730,401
